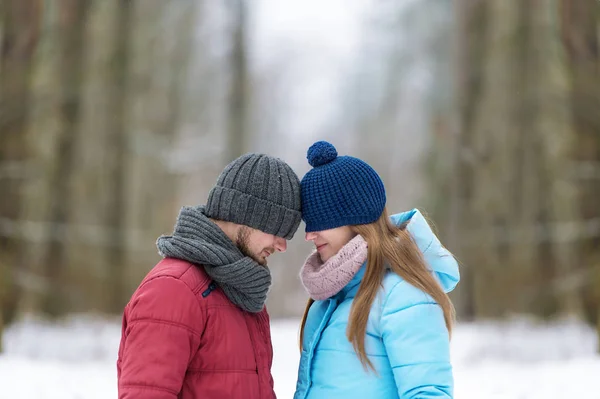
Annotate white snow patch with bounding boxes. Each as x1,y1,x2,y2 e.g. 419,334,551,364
1,315,598,398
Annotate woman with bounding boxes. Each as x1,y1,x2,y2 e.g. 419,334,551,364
294,141,460,399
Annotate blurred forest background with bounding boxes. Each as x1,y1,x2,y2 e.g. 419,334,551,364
0,0,599,352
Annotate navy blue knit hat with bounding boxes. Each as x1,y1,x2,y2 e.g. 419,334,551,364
301,141,386,232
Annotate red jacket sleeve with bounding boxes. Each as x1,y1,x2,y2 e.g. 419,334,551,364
117,276,204,398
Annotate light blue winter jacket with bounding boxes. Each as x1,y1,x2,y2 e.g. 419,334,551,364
294,209,460,399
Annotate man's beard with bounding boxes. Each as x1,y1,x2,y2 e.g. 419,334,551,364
236,226,268,267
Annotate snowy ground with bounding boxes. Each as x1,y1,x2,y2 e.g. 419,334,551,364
1,315,599,398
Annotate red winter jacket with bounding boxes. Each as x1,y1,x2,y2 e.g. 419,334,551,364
117,258,276,399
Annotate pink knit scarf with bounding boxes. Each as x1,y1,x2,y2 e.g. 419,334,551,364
300,234,368,300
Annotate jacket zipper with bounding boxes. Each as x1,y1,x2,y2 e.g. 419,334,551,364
202,281,217,298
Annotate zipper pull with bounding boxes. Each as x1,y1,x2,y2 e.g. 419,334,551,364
202,281,217,298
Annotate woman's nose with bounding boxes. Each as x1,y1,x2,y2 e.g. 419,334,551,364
305,231,317,241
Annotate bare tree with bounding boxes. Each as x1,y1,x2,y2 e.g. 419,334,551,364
561,0,600,346
0,0,43,349
104,0,132,314
41,0,91,317
226,0,248,161
448,0,491,320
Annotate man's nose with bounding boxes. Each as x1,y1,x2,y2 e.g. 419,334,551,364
274,236,287,252
305,231,317,241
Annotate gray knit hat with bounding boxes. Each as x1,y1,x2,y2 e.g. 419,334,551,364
205,153,302,240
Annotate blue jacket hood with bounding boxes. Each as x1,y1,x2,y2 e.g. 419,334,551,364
390,209,460,293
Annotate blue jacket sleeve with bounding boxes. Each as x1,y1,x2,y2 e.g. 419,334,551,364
380,282,453,398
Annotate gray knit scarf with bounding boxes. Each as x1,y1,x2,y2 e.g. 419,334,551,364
156,205,271,313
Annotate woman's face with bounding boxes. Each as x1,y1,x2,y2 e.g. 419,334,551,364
305,226,356,262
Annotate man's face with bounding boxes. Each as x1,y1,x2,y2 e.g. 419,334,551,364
236,226,288,266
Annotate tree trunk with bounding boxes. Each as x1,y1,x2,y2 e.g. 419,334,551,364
527,0,579,317
450,0,490,320
455,0,526,318
226,0,248,160
41,0,91,318
0,0,43,349
561,0,600,346
104,0,132,314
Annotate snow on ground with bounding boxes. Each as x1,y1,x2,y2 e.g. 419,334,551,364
1,315,599,398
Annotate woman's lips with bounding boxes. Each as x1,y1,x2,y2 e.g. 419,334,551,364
316,244,327,252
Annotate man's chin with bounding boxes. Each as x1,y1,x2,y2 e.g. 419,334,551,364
248,254,268,267
258,257,269,267
237,243,268,267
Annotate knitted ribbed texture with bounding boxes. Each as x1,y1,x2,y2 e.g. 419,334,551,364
206,153,302,240
156,205,271,313
301,141,386,232
300,234,368,300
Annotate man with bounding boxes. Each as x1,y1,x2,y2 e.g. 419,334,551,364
117,153,302,399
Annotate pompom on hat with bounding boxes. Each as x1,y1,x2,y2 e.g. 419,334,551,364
300,141,386,232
